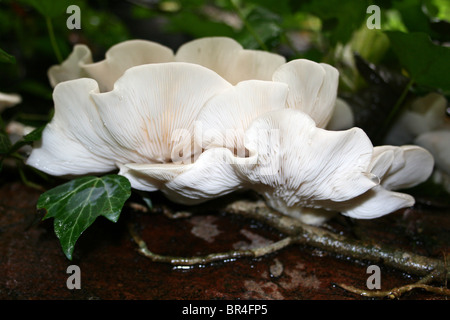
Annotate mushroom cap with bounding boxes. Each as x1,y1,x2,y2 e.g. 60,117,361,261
32,38,435,225
0,92,21,112
175,37,286,85
28,62,232,177
47,37,287,91
47,44,93,88
195,80,288,152
415,130,450,175
235,109,376,210
272,59,339,128
341,145,434,219
48,41,175,92
326,97,354,131
384,92,447,145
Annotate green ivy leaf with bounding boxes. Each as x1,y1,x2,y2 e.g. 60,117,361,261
385,31,450,94
237,5,283,50
37,175,131,260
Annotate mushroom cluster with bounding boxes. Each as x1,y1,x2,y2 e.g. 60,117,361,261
27,37,434,225
385,93,450,193
0,91,21,113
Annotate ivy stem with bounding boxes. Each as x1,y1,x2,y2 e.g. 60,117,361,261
230,0,269,51
45,17,63,63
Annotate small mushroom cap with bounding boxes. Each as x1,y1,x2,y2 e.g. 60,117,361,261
415,130,450,175
384,92,447,145
272,59,339,128
326,97,354,131
370,145,434,190
84,40,175,92
48,40,175,91
175,37,286,85
341,145,434,219
341,186,415,219
47,44,93,88
0,92,21,112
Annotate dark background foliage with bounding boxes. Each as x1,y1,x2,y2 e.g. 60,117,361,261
0,0,449,141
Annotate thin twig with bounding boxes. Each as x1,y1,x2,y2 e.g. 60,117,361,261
336,281,450,299
335,271,442,298
127,198,449,298
223,200,450,282
128,221,295,266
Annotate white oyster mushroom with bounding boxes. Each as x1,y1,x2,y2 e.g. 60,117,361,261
175,37,286,85
28,62,231,179
120,148,246,205
415,130,450,176
29,54,378,219
30,38,435,225
384,92,447,145
272,59,339,128
0,92,21,113
415,130,450,193
47,37,286,91
196,80,289,153
83,40,175,92
47,44,93,88
326,97,354,131
0,92,27,154
299,145,434,223
196,59,339,154
337,145,434,219
235,109,378,224
48,40,175,92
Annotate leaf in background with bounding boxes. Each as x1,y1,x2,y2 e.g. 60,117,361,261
393,0,450,43
303,0,368,45
237,5,283,50
350,27,390,64
241,0,292,15
38,175,131,260
385,31,450,94
0,48,16,64
392,0,432,34
19,0,72,18
167,11,236,39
